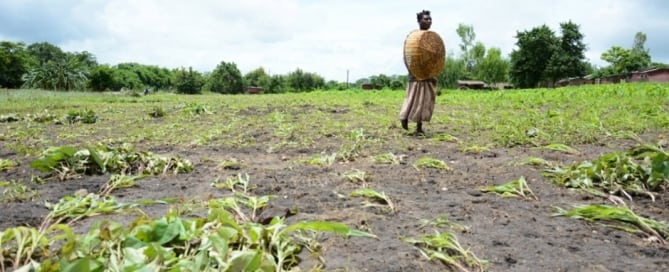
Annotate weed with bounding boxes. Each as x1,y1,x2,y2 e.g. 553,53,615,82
461,144,490,153
99,174,144,196
514,156,553,167
433,133,460,143
0,113,20,122
212,173,254,193
219,158,244,170
480,176,538,200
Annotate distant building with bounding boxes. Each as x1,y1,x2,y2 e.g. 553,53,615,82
247,86,264,94
457,80,486,90
630,67,669,83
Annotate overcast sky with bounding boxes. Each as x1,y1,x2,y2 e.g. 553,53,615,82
1,0,667,82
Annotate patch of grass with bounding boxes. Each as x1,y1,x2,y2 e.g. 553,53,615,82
218,158,244,170
149,106,166,118
65,108,98,124
211,173,254,193
480,176,538,200
554,204,669,243
413,157,451,171
433,133,460,143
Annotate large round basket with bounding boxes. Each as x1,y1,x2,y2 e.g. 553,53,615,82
403,30,445,80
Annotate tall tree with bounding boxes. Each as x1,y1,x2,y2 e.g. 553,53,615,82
22,54,89,91
204,61,243,94
545,21,588,85
600,32,652,75
477,48,510,84
173,67,203,94
0,41,32,88
244,67,270,90
437,54,466,88
27,42,65,66
456,24,477,75
510,25,558,88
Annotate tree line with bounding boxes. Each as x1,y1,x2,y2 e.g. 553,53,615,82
1,20,666,92
0,41,330,93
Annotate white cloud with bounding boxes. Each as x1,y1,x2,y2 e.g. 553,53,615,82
1,0,667,81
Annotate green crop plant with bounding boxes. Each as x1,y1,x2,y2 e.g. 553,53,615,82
514,156,553,168
413,157,451,171
299,152,336,167
545,144,669,202
403,230,487,271
372,152,402,165
65,108,98,124
554,204,669,243
350,188,395,213
480,176,538,200
433,133,460,143
30,145,193,180
211,173,253,193
99,174,144,196
337,128,369,162
343,169,372,184
535,143,580,154
218,158,244,170
1,180,39,203
0,159,18,172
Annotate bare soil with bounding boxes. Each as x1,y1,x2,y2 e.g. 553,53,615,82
2,127,668,271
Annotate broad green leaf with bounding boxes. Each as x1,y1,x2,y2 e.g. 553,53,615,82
30,146,76,172
60,257,103,272
283,221,377,239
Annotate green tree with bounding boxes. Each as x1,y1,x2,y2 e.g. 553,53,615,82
22,55,89,91
545,21,587,85
456,24,476,72
244,67,270,90
510,25,558,88
266,74,286,93
286,68,325,92
477,48,510,84
437,54,466,89
0,41,32,88
88,64,115,91
111,68,143,91
204,61,244,94
173,67,203,94
27,42,65,66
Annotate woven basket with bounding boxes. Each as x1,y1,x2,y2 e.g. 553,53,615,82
403,30,445,80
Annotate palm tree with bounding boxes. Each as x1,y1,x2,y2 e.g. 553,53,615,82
22,55,89,91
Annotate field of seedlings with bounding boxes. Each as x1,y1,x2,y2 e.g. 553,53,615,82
1,83,669,271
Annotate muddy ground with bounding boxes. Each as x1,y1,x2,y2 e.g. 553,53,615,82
2,127,668,272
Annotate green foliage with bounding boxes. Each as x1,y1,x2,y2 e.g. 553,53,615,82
350,188,395,212
0,41,33,88
477,47,510,84
555,204,669,243
1,180,39,203
173,67,204,94
510,24,558,88
413,157,450,171
403,217,487,271
30,145,193,180
286,68,325,92
0,159,19,171
544,21,588,84
600,33,652,76
437,55,466,88
88,64,115,91
65,108,98,124
22,55,90,91
244,67,270,91
545,144,669,201
149,106,166,118
205,61,244,94
27,42,65,66
480,176,538,200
